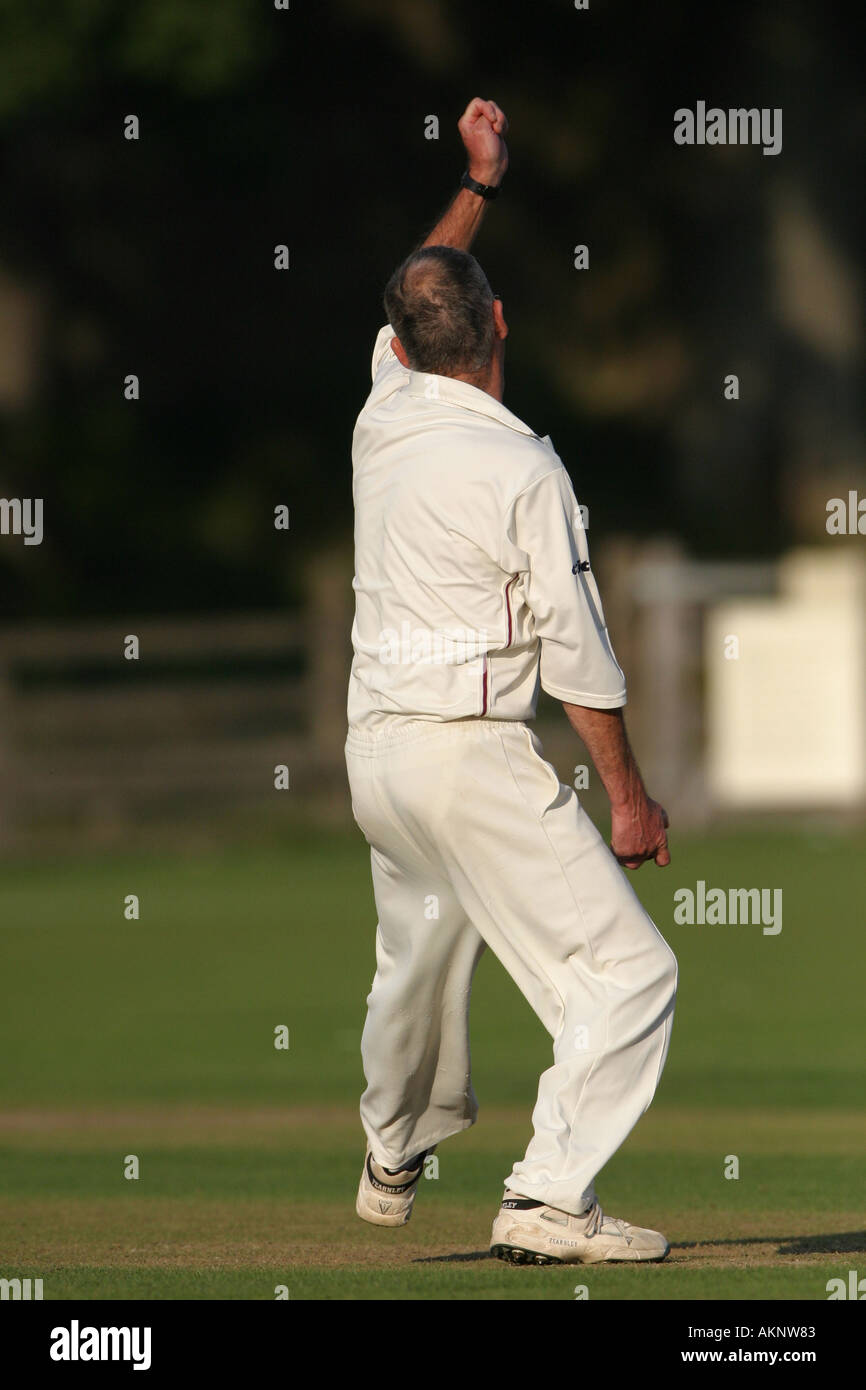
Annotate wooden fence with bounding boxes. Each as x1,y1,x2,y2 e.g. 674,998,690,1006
0,551,356,848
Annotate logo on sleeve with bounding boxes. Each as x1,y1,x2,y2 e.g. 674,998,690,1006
572,561,591,574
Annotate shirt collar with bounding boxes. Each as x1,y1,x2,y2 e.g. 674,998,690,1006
407,370,547,442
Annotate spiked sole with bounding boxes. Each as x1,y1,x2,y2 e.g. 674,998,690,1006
491,1239,670,1266
490,1243,563,1267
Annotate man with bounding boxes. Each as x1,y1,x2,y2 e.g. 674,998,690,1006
345,98,677,1266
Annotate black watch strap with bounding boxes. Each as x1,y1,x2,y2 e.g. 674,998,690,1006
460,169,500,201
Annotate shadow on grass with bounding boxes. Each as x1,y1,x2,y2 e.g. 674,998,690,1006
412,1251,492,1264
677,1231,866,1256
412,1232,866,1264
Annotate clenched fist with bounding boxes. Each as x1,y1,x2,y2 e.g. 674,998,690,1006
611,797,671,870
458,97,509,187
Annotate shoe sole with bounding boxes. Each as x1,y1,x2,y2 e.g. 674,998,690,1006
490,1243,563,1267
491,1240,670,1266
355,1193,413,1227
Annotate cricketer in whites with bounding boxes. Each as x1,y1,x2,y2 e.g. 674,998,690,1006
345,98,677,1266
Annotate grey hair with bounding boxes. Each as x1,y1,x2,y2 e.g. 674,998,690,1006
383,245,495,376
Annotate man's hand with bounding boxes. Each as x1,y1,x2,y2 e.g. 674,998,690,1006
419,98,509,251
458,97,509,186
610,797,671,870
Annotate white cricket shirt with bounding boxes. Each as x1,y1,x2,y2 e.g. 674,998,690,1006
347,324,627,730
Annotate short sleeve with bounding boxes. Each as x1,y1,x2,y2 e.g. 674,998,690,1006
506,466,627,708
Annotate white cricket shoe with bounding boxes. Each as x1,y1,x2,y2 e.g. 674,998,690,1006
355,1149,430,1227
490,1191,670,1265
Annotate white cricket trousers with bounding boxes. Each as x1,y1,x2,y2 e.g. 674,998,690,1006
345,717,677,1216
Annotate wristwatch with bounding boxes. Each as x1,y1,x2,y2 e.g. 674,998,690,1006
460,169,501,200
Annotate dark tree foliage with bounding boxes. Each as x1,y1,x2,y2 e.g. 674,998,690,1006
0,0,862,617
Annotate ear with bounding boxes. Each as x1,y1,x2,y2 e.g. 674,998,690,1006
492,298,508,340
391,336,410,368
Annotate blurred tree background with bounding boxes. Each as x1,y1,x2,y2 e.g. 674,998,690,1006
0,0,862,619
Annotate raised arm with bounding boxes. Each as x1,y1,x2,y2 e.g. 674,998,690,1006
420,97,509,251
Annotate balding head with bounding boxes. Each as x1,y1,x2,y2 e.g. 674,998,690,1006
384,246,495,377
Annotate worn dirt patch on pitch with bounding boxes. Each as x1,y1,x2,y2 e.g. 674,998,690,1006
1,1196,863,1272
0,1196,487,1269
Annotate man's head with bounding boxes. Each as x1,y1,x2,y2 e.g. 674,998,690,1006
384,246,507,390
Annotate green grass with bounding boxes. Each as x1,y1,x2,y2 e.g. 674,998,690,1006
1,1263,850,1301
1,826,864,1299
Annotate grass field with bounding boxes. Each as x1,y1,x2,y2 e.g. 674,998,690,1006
1,825,864,1300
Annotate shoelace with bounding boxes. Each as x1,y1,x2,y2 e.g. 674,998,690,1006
582,1201,628,1238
